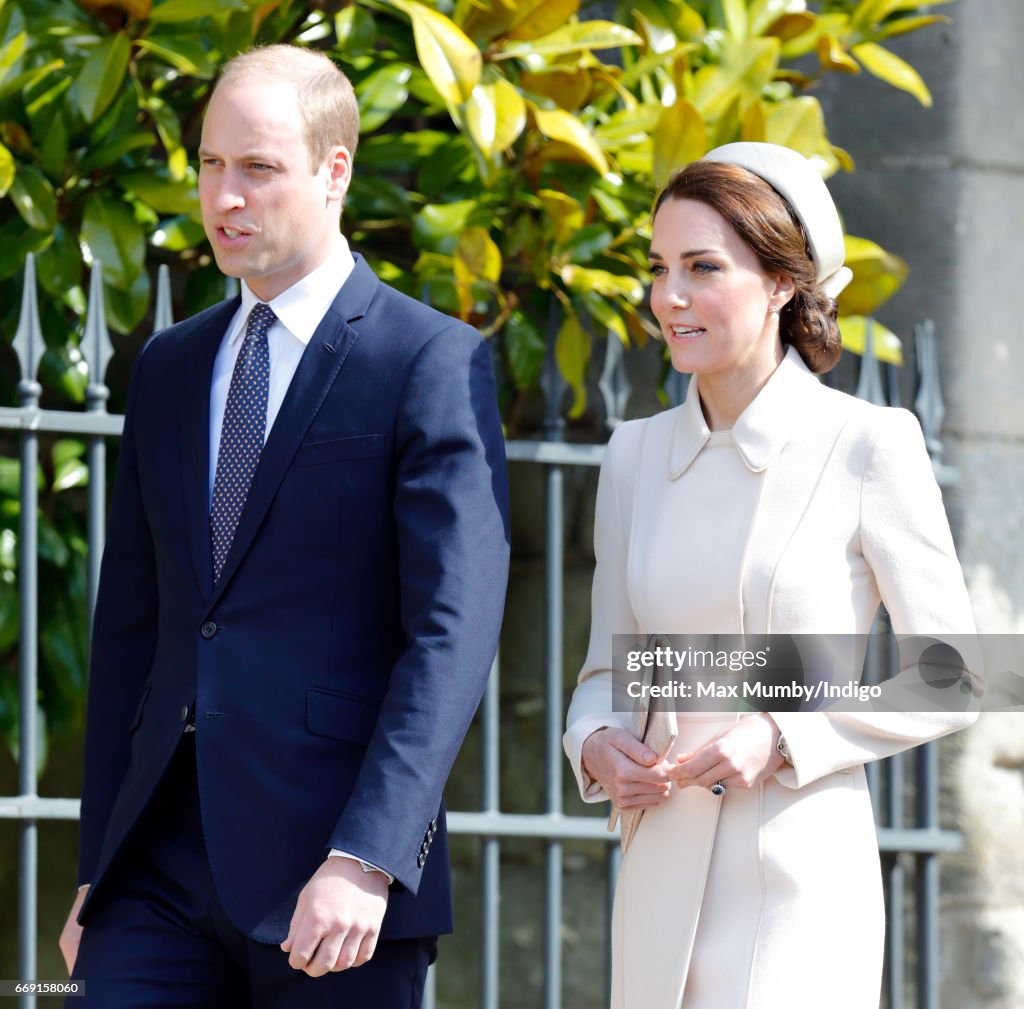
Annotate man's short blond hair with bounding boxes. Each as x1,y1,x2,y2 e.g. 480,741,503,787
213,45,359,170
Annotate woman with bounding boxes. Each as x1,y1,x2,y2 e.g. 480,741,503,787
563,143,980,1009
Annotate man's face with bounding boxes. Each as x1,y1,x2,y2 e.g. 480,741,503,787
198,80,351,302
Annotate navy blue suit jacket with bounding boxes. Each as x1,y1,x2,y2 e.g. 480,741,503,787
77,256,511,943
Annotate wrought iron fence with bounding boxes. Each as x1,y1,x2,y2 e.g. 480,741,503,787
0,255,960,1009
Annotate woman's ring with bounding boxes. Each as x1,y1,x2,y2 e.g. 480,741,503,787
710,781,726,796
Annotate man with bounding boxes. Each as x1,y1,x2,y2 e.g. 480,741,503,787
59,44,510,1008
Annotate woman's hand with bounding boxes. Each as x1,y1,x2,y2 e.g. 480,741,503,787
581,727,674,811
671,713,785,791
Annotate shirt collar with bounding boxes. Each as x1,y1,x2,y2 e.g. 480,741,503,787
669,345,815,479
233,234,355,347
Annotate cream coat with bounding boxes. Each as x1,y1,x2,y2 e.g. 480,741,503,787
564,349,980,1009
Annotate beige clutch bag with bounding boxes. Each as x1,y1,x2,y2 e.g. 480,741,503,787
608,638,679,853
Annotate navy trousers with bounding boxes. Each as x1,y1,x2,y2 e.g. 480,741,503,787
69,734,434,1008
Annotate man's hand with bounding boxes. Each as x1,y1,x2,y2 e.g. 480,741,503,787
581,726,673,811
281,858,389,976
671,712,785,791
59,885,89,975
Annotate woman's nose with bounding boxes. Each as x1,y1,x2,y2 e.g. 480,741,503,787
666,285,690,308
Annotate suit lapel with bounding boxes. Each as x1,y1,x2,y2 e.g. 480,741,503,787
204,257,379,611
182,297,241,600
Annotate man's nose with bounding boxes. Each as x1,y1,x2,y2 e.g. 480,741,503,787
213,175,245,213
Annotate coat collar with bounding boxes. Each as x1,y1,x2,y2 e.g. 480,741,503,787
669,346,816,479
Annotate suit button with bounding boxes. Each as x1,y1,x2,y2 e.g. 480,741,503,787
200,621,218,639
417,854,426,868
180,704,190,722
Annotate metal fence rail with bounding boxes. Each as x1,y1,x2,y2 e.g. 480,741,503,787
2,258,958,1009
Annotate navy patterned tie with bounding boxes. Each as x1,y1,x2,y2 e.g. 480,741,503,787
210,302,275,584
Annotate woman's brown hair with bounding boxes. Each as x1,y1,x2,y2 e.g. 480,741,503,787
653,160,842,373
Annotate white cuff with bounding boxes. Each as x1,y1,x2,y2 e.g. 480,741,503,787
328,849,394,885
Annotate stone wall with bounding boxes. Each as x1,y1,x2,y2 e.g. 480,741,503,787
817,4,1024,1006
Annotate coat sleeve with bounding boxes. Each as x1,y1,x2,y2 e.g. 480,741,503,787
77,344,160,885
563,423,642,803
325,324,510,892
772,408,983,789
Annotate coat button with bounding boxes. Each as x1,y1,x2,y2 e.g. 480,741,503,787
200,621,218,639
417,854,426,868
180,704,190,722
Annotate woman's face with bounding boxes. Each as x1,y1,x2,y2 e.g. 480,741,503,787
648,197,792,380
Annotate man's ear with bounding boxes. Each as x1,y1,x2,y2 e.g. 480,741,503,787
324,145,353,205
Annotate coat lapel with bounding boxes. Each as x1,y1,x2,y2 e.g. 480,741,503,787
182,297,242,600
204,257,380,611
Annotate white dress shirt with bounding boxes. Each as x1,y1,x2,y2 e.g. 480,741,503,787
208,235,393,884
208,235,356,501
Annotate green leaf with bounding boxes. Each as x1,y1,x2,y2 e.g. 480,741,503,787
414,199,483,252
119,169,200,216
80,132,155,172
539,189,584,246
0,2,27,83
357,64,412,134
764,97,833,163
52,441,89,493
454,226,501,282
503,310,546,390
872,15,952,42
0,57,64,105
531,103,608,176
555,311,590,418
40,110,68,179
561,264,644,304
692,37,781,116
721,0,749,40
104,270,151,334
0,215,51,281
838,234,908,317
151,214,205,251
653,97,708,187
384,0,481,106
36,225,82,298
464,78,526,158
503,21,643,58
358,131,449,173
148,0,247,23
0,141,13,197
851,42,932,106
81,192,146,287
135,36,216,78
563,223,613,265
335,4,378,56
76,33,131,124
506,0,581,41
9,165,57,231
579,289,627,344
838,315,902,365
852,0,954,33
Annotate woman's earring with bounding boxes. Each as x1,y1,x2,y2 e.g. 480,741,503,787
769,303,780,316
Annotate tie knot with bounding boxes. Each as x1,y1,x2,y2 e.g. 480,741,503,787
245,303,276,342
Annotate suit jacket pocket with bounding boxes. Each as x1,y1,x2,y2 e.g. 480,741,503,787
306,687,379,746
295,434,385,467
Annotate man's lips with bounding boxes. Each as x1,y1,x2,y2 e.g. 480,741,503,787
213,225,255,249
